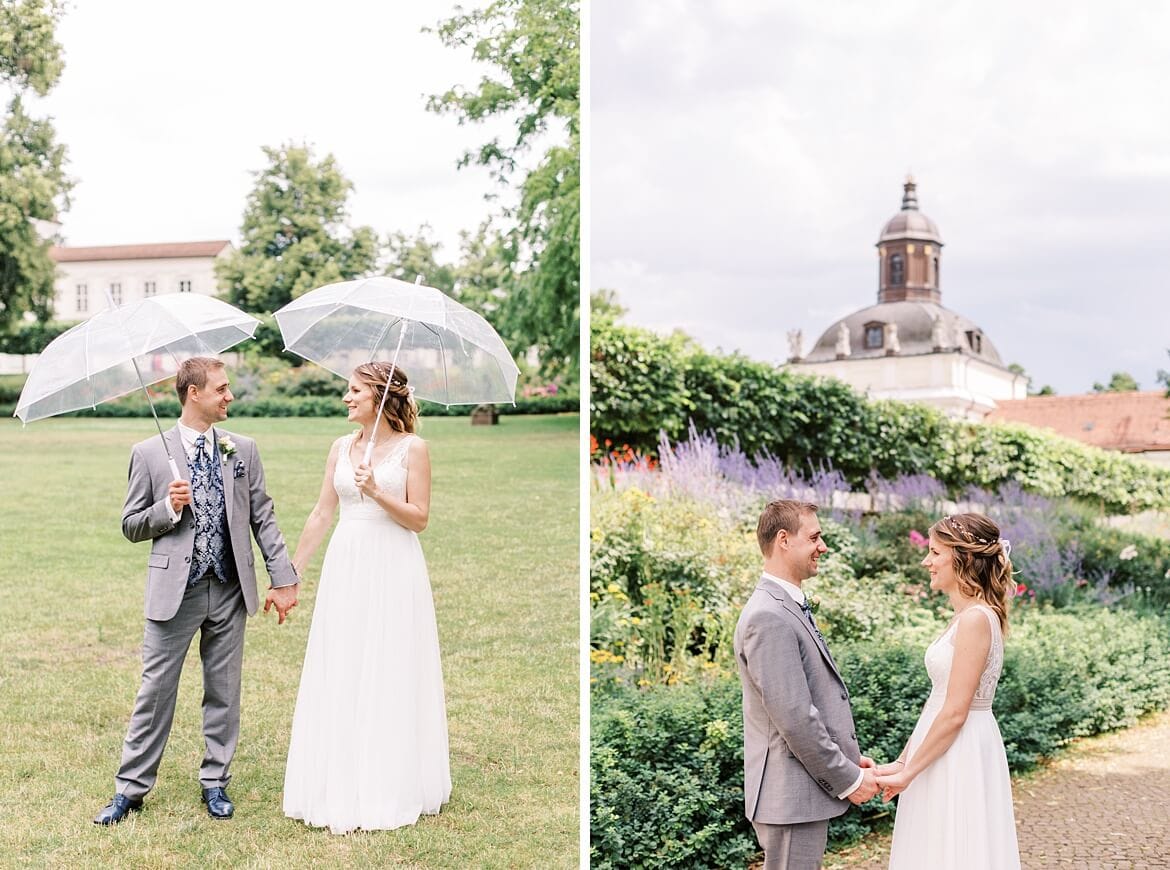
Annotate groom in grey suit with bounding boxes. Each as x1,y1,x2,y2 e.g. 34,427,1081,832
734,500,878,869
94,356,299,825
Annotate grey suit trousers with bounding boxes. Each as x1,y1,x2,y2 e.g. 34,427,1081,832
115,574,246,798
752,819,830,870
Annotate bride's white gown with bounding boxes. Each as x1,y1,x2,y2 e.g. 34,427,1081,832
888,605,1020,869
283,433,451,834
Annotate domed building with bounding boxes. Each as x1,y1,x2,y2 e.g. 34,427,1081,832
788,178,1026,420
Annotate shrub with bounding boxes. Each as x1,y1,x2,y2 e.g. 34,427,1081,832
590,678,758,870
591,608,1170,860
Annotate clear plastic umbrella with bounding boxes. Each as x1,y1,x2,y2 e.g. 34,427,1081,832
15,292,261,479
273,275,520,461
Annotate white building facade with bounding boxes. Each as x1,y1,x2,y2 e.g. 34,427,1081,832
50,240,234,320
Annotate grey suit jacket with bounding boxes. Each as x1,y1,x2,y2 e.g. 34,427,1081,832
121,425,298,621
733,580,861,825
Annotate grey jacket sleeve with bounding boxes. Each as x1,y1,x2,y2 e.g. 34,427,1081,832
243,438,298,588
121,443,179,542
741,612,862,797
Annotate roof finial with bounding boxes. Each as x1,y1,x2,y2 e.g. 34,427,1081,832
902,174,918,211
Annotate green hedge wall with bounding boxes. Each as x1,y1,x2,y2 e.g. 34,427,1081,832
590,320,1170,512
590,606,1170,867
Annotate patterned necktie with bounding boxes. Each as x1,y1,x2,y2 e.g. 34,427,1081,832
188,434,230,585
800,598,826,645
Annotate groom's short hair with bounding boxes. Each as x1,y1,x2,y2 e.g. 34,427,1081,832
757,499,819,556
176,356,225,405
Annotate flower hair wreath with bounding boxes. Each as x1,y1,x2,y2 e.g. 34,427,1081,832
942,516,1011,558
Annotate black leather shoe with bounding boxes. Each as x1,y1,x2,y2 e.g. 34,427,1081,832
201,787,234,820
93,793,143,825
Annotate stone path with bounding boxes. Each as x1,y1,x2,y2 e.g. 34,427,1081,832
823,710,1170,869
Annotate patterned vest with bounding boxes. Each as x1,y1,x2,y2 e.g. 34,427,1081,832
187,433,234,586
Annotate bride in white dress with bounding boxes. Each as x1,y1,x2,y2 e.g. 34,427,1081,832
283,362,451,834
875,513,1021,869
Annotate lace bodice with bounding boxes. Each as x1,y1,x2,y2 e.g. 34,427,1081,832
923,604,1004,712
334,432,414,522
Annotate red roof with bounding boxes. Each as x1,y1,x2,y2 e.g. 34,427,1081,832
50,241,232,262
987,391,1170,453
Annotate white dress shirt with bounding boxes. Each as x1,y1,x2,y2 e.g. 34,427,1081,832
760,571,865,800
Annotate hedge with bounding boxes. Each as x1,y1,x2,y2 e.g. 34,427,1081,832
590,319,1170,512
590,606,1170,866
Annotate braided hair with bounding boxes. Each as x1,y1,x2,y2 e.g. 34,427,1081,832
929,512,1013,632
352,362,418,434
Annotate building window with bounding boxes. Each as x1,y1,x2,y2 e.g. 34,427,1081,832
110,283,122,305
76,284,88,313
966,330,983,353
865,324,884,349
933,256,939,286
889,254,904,286
143,281,156,297
178,280,192,293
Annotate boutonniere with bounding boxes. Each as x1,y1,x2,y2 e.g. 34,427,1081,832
218,435,237,463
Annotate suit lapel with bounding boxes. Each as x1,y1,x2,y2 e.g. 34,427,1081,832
212,427,235,525
759,580,845,684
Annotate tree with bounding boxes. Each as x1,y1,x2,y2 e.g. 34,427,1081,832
591,288,626,324
0,0,72,331
215,144,378,315
384,222,511,328
1092,372,1140,393
427,0,580,379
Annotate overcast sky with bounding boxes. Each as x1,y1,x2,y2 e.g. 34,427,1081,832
35,0,510,257
590,0,1170,396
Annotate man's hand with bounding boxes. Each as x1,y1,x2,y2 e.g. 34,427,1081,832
859,754,876,769
847,767,879,805
169,480,191,514
264,583,299,625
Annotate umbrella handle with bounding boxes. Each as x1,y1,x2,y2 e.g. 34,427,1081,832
168,456,183,485
362,317,410,466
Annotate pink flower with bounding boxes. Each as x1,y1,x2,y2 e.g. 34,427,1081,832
908,529,928,548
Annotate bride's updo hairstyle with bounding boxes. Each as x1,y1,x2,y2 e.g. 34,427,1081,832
930,512,1013,632
353,362,418,434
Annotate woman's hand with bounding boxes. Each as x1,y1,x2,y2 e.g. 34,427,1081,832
354,462,378,497
876,769,912,803
874,760,905,777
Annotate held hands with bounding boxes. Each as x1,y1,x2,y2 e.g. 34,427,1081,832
264,583,299,625
847,766,880,805
876,763,911,803
168,479,191,514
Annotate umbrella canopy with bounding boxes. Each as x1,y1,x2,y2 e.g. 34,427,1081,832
273,276,520,408
15,293,261,422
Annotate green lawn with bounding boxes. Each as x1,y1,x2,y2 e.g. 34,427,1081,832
0,415,580,868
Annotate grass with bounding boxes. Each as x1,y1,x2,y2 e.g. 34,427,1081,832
0,414,580,868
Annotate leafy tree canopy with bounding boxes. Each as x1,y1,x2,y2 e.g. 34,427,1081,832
215,143,378,316
427,0,580,379
1092,371,1140,393
0,0,72,331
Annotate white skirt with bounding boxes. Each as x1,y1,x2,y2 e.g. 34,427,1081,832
283,515,451,834
888,705,1021,869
